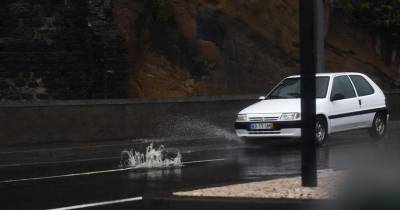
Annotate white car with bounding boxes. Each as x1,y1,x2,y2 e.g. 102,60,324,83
235,72,389,145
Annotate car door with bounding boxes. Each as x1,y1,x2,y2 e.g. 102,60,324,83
349,74,378,128
329,75,361,133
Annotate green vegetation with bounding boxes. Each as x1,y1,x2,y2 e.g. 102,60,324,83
338,0,400,63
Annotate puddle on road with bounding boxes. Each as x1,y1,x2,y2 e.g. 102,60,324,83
120,143,182,169
128,167,182,181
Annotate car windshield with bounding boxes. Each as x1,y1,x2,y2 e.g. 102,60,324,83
267,77,330,99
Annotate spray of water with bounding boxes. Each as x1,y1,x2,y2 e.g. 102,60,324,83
159,115,241,142
181,117,241,142
120,143,182,169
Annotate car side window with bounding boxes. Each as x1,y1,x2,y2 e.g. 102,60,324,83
349,75,375,96
331,76,356,100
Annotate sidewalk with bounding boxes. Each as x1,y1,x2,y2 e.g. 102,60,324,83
174,170,345,199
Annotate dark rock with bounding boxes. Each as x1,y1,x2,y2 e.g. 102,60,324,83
28,81,39,88
5,94,21,100
0,81,10,89
14,78,25,87
36,93,49,100
0,0,128,100
21,93,33,100
9,1,33,18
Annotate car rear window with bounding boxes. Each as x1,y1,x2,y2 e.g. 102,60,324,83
349,75,375,96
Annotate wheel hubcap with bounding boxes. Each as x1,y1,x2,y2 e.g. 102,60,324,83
316,122,325,142
375,116,385,135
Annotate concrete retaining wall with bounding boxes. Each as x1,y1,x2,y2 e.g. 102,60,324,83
0,96,258,146
1,93,400,147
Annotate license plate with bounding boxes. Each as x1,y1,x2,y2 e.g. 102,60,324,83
250,123,274,130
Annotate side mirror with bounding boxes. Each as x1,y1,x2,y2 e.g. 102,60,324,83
258,96,266,100
331,93,345,101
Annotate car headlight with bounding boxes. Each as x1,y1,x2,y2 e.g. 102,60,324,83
236,114,247,122
280,112,300,121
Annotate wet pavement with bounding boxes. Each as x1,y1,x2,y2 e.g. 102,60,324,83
1,126,399,210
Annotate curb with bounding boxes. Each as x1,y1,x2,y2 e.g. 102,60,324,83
143,193,334,210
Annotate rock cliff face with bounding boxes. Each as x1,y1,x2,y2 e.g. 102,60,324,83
113,0,301,98
0,0,398,100
114,0,397,98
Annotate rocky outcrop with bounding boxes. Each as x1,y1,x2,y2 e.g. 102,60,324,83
113,0,302,98
114,0,397,98
326,14,399,89
0,0,127,100
0,0,397,100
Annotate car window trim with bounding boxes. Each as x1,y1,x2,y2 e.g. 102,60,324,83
347,75,359,98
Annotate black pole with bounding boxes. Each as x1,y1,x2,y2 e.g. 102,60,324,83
300,0,323,187
315,0,325,73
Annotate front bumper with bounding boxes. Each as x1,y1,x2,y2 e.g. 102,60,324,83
234,121,302,138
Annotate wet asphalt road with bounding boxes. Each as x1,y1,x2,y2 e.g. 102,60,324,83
1,125,399,210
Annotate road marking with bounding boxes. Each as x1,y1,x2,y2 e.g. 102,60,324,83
47,196,143,210
183,158,227,164
0,168,132,183
0,158,226,184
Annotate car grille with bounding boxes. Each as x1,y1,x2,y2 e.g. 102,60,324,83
248,117,279,122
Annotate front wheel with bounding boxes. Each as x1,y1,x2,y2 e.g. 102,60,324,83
369,112,387,140
316,118,328,146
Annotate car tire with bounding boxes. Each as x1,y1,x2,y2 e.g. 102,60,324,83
316,117,328,146
369,112,387,140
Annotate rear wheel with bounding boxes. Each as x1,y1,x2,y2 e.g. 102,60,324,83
316,117,328,146
369,112,387,140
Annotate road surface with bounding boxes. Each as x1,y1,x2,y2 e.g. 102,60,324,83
1,124,399,210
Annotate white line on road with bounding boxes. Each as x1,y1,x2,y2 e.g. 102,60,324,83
0,158,226,184
183,158,226,164
47,196,143,210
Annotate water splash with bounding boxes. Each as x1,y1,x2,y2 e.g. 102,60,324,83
120,144,182,169
186,118,241,142
167,116,241,142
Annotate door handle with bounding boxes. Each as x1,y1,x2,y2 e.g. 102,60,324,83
358,99,362,106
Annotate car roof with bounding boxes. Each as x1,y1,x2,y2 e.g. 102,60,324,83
286,72,365,78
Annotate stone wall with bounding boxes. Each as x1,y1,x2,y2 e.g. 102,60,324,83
0,0,128,100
